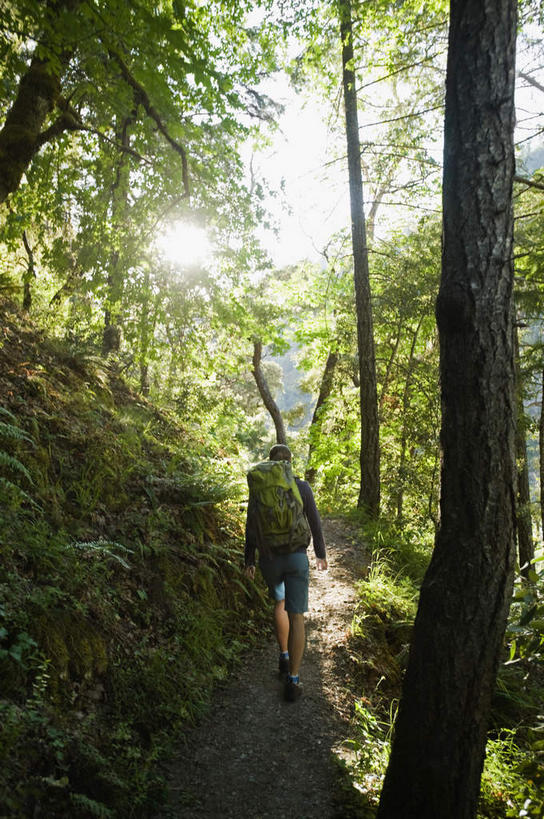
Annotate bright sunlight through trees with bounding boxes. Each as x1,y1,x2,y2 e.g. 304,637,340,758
156,222,212,269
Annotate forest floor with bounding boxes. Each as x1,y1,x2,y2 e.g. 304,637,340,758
157,517,371,819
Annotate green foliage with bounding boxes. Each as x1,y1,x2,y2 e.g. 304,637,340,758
286,220,441,522
335,521,424,810
340,516,544,816
0,405,37,510
506,552,544,668
0,303,269,816
478,732,543,819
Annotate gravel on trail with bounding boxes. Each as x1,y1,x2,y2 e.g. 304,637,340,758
158,518,369,819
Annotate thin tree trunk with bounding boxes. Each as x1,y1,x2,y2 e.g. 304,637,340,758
102,115,133,356
339,0,380,517
395,319,422,524
305,350,338,483
379,319,403,418
21,231,36,312
540,368,544,536
251,339,287,445
378,1,517,817
514,324,533,578
138,273,159,397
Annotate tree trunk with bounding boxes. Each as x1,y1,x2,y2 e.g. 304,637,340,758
0,1,78,204
21,231,36,312
138,272,159,397
379,319,402,418
305,350,338,483
395,319,422,524
377,1,517,817
540,368,544,536
0,57,61,204
338,0,380,517
102,115,133,356
251,339,287,445
514,324,533,578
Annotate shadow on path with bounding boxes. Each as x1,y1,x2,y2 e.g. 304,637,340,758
158,518,368,819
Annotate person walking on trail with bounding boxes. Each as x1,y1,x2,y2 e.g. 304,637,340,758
244,444,327,702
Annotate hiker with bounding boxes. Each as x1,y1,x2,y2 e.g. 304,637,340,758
244,444,327,702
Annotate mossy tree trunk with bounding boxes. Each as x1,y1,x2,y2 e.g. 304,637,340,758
0,1,79,204
377,1,518,817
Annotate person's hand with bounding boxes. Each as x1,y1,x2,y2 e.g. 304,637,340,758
244,565,256,580
316,558,328,571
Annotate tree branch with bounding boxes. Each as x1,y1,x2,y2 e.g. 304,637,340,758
251,339,287,445
35,102,84,148
107,46,190,198
518,70,544,95
514,173,544,192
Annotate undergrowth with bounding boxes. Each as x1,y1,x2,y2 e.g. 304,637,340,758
337,514,544,818
0,302,268,817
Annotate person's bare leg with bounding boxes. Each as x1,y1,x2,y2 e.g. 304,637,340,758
274,599,289,653
287,612,305,677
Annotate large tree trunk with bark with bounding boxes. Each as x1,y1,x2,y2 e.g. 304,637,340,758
377,1,518,817
305,350,338,483
252,340,287,445
339,0,380,517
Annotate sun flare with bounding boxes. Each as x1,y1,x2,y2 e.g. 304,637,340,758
156,221,212,268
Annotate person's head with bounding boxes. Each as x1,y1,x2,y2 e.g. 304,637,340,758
269,444,292,462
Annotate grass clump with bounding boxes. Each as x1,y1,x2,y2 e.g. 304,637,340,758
334,522,426,813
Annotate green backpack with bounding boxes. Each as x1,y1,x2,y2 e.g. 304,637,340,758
247,460,311,555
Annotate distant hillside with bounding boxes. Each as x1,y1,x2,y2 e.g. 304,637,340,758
274,344,314,429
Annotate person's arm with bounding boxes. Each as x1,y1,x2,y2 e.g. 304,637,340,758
297,479,327,566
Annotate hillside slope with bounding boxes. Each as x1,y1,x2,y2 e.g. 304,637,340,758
0,299,266,817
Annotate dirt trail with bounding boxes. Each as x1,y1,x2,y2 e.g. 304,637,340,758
159,518,369,819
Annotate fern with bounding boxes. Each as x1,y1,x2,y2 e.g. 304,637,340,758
70,792,115,818
0,451,33,483
71,540,133,569
0,406,16,422
0,476,38,507
0,421,34,445
0,407,37,508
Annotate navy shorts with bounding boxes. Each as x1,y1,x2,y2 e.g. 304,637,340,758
259,551,309,614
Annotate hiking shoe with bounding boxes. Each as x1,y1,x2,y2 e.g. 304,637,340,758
284,678,303,702
279,655,289,677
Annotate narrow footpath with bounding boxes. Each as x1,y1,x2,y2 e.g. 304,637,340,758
159,518,369,819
